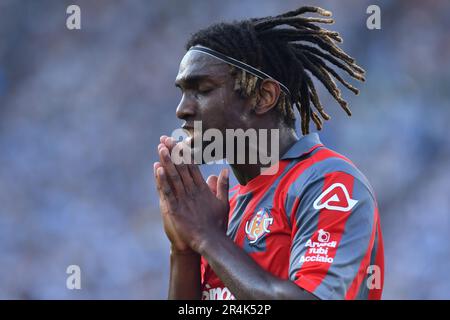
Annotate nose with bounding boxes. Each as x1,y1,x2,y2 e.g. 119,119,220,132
176,94,196,120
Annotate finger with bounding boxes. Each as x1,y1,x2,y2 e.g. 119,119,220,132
172,143,196,192
160,135,168,143
154,161,161,181
216,168,229,203
187,163,207,189
154,161,162,175
156,167,177,211
156,147,176,193
154,162,163,192
159,145,186,196
154,164,166,208
161,141,194,193
154,162,169,207
206,175,218,196
164,137,177,151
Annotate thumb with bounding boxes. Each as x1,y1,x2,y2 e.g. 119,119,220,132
216,168,229,203
206,175,218,195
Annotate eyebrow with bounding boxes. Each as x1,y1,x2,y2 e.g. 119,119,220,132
174,74,217,88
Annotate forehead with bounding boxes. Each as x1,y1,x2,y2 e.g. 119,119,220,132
176,50,230,82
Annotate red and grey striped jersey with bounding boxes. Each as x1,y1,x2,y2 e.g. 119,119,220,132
200,133,384,300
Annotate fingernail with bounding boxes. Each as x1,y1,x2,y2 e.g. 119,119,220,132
223,168,229,179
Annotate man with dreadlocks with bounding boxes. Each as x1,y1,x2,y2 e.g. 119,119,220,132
154,6,384,300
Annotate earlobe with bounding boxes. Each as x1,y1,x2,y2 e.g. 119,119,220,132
254,79,281,115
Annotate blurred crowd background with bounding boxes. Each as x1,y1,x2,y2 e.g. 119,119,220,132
0,0,449,299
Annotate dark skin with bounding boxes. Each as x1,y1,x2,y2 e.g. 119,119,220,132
154,51,317,300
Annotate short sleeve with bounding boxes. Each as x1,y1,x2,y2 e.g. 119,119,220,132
288,169,378,300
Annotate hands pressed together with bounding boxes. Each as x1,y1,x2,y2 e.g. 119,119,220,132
154,136,230,254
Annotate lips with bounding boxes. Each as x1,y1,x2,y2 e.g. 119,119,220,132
181,123,194,137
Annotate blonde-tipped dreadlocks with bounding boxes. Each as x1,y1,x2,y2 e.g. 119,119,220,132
186,6,365,135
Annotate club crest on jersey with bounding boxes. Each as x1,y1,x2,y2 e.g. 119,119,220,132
245,208,274,244
313,183,358,212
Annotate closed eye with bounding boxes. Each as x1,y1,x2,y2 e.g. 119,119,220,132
198,88,213,95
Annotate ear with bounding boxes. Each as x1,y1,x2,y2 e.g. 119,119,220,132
253,79,281,115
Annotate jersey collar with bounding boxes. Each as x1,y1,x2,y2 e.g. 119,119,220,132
281,132,324,160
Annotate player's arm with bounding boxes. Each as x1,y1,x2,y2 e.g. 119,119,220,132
168,247,201,300
197,233,318,300
155,159,202,300
155,136,201,300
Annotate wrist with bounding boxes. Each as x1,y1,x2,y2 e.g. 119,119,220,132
170,245,198,257
195,231,229,256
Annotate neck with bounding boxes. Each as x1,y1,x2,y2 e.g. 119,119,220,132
229,126,299,185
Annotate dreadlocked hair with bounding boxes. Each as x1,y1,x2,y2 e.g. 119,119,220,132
185,6,365,135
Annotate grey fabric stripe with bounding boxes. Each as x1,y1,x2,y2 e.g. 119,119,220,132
355,226,379,299
227,192,253,241
313,176,375,299
283,147,324,227
288,174,325,279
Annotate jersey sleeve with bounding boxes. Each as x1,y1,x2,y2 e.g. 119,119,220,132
287,167,379,300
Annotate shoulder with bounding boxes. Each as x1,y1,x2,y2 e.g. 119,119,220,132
282,146,376,202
